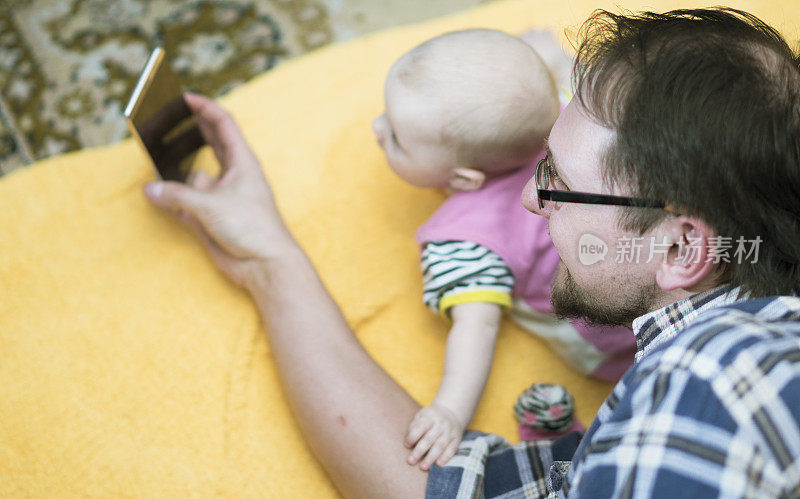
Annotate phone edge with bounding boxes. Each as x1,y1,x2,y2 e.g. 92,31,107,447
123,47,166,180
123,47,164,119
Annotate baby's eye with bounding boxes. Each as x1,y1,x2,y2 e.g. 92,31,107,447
391,130,399,145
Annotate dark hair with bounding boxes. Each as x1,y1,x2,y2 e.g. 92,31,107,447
573,7,800,297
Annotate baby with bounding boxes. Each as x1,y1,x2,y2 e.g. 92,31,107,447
372,29,636,471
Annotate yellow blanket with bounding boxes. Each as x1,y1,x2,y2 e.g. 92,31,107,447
1,0,796,495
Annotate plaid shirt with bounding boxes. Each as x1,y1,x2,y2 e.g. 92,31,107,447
426,286,800,497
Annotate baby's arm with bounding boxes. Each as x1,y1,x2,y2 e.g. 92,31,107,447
405,301,502,470
407,240,514,469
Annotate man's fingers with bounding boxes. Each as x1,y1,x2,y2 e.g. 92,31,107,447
144,181,209,217
183,93,234,170
183,93,251,171
187,170,216,190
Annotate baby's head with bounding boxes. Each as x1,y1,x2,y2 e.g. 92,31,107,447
373,29,559,191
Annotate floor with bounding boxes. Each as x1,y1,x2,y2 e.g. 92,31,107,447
0,0,491,176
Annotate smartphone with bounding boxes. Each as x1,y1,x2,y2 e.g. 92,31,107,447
124,47,204,182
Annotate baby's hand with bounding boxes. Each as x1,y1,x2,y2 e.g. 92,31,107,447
404,404,465,470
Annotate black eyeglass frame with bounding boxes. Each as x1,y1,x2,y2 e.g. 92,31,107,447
535,157,677,213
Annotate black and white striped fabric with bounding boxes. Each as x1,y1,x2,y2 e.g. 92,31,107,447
420,240,515,314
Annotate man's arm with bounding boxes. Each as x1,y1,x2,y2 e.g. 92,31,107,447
244,245,428,498
145,94,428,498
569,368,767,498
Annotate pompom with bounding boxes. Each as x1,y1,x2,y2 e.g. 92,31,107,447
514,383,575,432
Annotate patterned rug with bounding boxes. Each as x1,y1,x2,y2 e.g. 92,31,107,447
0,0,486,176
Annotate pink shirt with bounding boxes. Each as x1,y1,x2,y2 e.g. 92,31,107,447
416,152,636,381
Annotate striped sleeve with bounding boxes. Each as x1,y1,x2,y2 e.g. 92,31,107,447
420,240,515,317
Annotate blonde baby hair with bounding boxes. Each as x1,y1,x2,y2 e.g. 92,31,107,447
391,29,559,173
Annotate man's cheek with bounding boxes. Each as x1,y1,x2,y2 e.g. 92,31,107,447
550,221,593,267
546,222,567,259
549,231,589,286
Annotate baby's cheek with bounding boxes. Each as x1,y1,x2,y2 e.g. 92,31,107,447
373,131,386,150
384,154,409,180
371,115,385,135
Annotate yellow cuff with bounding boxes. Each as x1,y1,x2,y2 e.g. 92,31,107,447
439,290,513,319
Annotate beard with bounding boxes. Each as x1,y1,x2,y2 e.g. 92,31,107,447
551,261,657,327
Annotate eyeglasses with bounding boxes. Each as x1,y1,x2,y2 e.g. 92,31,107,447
535,156,677,213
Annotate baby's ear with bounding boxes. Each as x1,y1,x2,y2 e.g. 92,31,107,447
448,168,486,191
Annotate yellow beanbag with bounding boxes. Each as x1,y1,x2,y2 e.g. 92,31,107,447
0,0,796,496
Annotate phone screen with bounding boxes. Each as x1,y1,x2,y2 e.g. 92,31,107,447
124,47,204,182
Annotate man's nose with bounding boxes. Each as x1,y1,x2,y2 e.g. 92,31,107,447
521,176,551,218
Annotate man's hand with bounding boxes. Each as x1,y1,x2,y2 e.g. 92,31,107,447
404,403,465,471
144,93,295,288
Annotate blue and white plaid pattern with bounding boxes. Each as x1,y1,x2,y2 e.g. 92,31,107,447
427,286,800,498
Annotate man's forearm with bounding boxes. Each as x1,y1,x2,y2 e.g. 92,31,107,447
243,244,426,498
244,244,407,426
245,244,363,375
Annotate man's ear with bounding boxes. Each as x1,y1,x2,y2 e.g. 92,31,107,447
654,216,717,291
448,168,486,192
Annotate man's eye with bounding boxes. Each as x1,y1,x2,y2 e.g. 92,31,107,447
551,169,569,190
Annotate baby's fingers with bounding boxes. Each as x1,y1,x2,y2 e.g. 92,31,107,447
436,438,461,468
405,417,433,448
408,427,442,465
419,434,451,471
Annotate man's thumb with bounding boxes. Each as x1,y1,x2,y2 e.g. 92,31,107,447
144,181,208,215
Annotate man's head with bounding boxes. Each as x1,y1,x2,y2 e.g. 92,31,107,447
522,8,800,326
372,29,559,191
